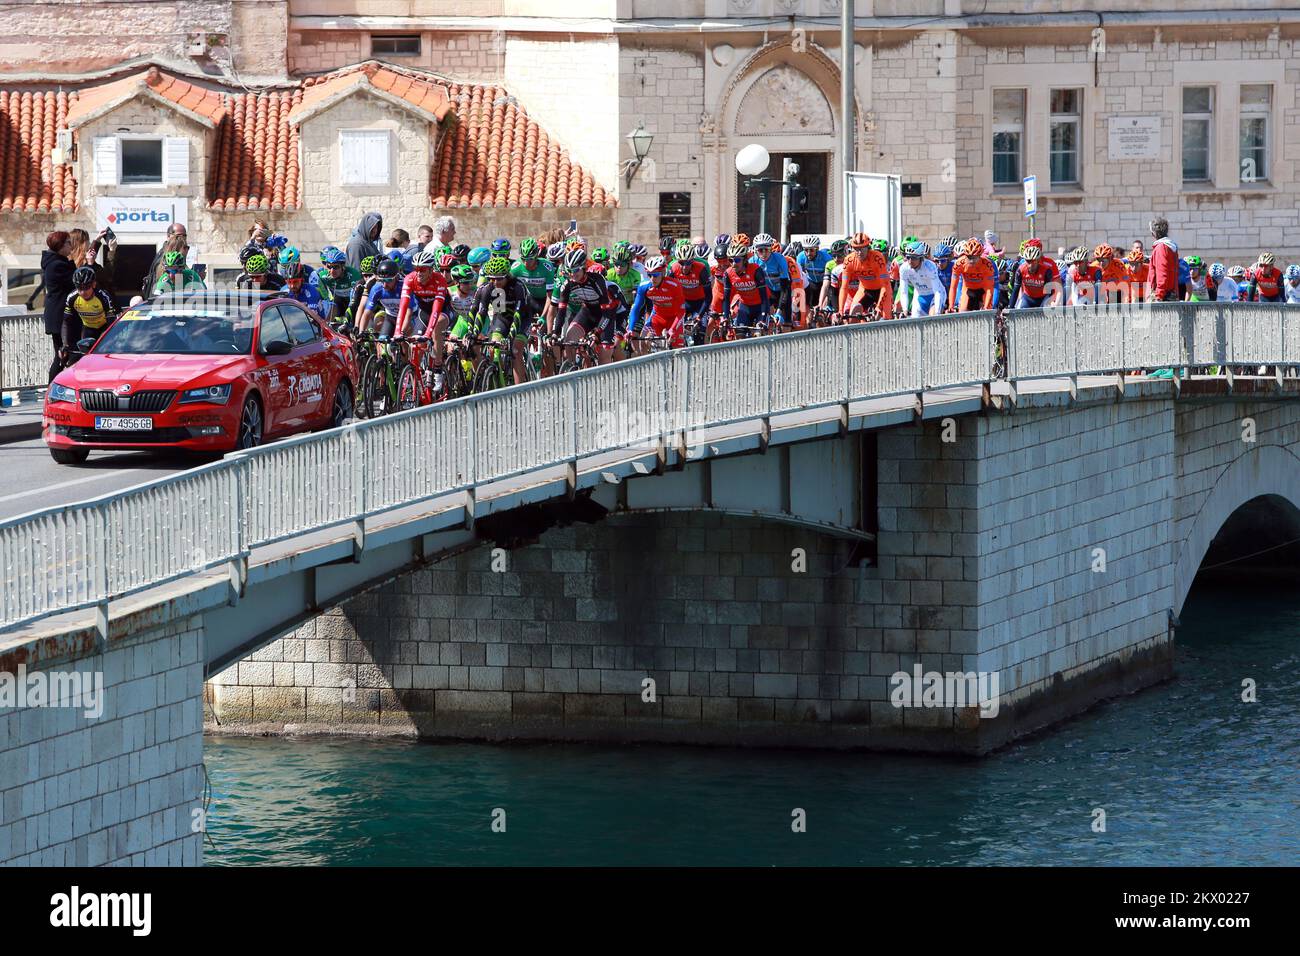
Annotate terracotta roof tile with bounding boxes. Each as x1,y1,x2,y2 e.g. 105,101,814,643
0,89,77,212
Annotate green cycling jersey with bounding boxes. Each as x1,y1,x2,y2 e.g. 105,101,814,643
510,259,556,306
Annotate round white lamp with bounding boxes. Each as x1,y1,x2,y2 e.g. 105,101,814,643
735,143,770,177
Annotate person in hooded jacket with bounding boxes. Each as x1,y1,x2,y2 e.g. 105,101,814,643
1149,217,1180,302
41,230,77,382
346,211,383,272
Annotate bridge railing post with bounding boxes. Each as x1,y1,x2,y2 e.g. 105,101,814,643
94,505,108,651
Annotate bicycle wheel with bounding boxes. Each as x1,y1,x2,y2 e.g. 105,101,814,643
354,354,374,418
363,354,391,417
472,357,499,394
396,363,421,411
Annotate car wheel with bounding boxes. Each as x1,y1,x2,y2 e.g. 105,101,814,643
50,447,89,465
236,395,264,450
329,379,353,429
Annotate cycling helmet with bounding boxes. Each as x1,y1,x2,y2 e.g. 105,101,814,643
629,242,648,259
872,239,889,253
934,244,953,259
733,233,751,248
244,253,270,276
436,252,456,270
588,262,607,276
359,255,376,276
940,235,958,249
284,262,309,282
612,247,633,266
693,241,710,260
490,238,511,255
482,255,511,279
1287,265,1300,282
448,264,473,284
645,255,668,274
519,237,539,259
727,240,750,260
1228,265,1246,279
786,240,803,258
1023,243,1043,261
563,248,589,273
591,247,611,265
674,239,694,261
1063,247,1085,264
804,236,821,251
849,232,871,249
73,266,96,288
278,245,300,266
163,250,186,269
714,233,732,248
659,236,676,253
830,239,850,256
545,242,567,263
753,232,775,249
1126,248,1145,262
566,236,587,252
1259,251,1275,266
450,244,470,263
908,241,929,258
1209,263,1226,281
387,249,405,263
902,235,919,247
320,246,346,265
411,249,439,269
886,245,900,261
959,238,982,258
468,246,492,267
771,241,784,254
1093,243,1114,260
712,243,731,262
1185,255,1203,269
375,259,400,280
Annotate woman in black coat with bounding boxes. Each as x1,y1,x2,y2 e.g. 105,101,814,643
41,230,76,382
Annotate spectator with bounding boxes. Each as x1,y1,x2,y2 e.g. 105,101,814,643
238,218,271,269
69,227,117,294
414,224,434,252
346,211,383,271
433,215,456,247
142,222,187,297
386,228,411,252
1149,217,1179,302
41,230,76,382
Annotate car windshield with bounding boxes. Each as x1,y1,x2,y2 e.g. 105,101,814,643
93,307,257,355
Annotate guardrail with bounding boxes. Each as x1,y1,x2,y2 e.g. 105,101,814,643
0,314,47,393
0,302,1293,634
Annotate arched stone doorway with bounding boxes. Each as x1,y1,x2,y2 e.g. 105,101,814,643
703,39,862,239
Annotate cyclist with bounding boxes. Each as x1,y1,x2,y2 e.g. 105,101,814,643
948,238,995,313
1210,263,1237,303
751,233,792,327
511,237,556,319
1227,265,1249,301
356,258,405,337
932,243,956,298
628,255,687,351
780,241,807,327
1064,246,1099,306
1090,244,1126,303
236,253,286,293
489,238,512,261
309,247,361,322
717,238,770,334
1285,265,1300,304
277,245,312,283
670,238,711,331
1124,247,1150,303
606,244,644,336
797,237,832,318
895,242,946,317
1248,252,1284,302
465,255,535,384
1184,256,1213,301
394,250,450,394
467,246,492,279
152,250,205,294
61,265,118,362
340,256,378,328
840,233,893,319
281,262,327,319
556,247,619,364
1011,240,1060,309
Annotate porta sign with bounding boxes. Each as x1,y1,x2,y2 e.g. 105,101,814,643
94,197,188,233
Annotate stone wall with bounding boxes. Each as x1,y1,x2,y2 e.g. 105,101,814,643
289,30,505,81
0,611,205,866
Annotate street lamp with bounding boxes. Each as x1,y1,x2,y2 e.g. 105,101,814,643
624,123,654,187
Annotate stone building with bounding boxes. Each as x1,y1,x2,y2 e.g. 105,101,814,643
2,0,1298,301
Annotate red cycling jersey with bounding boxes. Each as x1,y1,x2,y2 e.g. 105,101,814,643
1017,259,1059,299
396,270,448,334
1254,265,1283,299
722,262,768,308
670,260,709,301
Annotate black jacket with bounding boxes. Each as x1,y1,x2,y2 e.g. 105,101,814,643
41,249,76,335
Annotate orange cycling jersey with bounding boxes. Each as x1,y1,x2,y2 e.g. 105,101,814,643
1125,261,1150,301
839,250,891,312
1095,259,1127,299
950,255,995,310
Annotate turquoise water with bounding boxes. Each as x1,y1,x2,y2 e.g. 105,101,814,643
204,579,1300,866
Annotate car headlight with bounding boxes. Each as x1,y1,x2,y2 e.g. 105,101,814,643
49,383,77,404
178,384,232,405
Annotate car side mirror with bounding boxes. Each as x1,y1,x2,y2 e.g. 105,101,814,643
76,337,97,354
263,339,292,356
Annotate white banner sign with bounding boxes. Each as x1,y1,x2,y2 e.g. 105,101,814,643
1108,115,1162,161
94,196,188,234
843,171,901,247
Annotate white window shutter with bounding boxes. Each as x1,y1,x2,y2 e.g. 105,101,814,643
94,137,119,186
339,131,365,185
366,131,389,185
162,137,190,185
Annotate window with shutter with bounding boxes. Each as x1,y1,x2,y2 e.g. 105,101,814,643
94,137,120,186
338,129,390,186
162,137,190,185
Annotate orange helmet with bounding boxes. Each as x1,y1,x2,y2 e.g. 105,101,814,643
1126,248,1145,263
849,232,871,249
566,236,586,251
1093,243,1114,260
733,232,751,248
960,237,982,258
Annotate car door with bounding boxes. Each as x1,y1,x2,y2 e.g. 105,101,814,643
254,305,301,435
277,302,331,427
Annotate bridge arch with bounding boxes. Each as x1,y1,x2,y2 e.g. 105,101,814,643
1174,443,1300,616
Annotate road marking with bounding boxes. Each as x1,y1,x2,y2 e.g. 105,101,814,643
0,468,137,504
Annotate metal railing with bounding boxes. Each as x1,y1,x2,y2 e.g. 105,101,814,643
0,314,48,393
0,302,1292,633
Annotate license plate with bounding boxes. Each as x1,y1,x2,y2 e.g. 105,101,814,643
94,416,153,431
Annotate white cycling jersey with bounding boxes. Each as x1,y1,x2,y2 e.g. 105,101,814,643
1215,277,1239,303
897,260,947,316
1286,279,1300,305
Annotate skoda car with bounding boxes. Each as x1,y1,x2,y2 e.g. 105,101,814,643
43,291,358,464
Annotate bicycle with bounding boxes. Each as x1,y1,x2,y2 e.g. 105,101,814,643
557,334,601,374
362,335,407,418
395,335,436,411
471,336,514,393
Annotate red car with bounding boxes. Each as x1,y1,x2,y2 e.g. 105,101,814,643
44,291,359,464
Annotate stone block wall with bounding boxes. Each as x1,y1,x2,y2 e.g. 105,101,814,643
0,612,205,866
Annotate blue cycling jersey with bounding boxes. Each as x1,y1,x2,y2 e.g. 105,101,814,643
364,279,404,318
797,250,833,284
750,252,789,292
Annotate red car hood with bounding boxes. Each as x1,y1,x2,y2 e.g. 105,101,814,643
59,353,251,391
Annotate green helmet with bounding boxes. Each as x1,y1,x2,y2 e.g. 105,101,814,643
519,237,539,259
482,255,510,279
359,255,376,275
163,250,186,269
591,247,610,265
450,264,475,283
612,246,633,266
872,239,889,253
1186,255,1203,268
244,253,269,276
